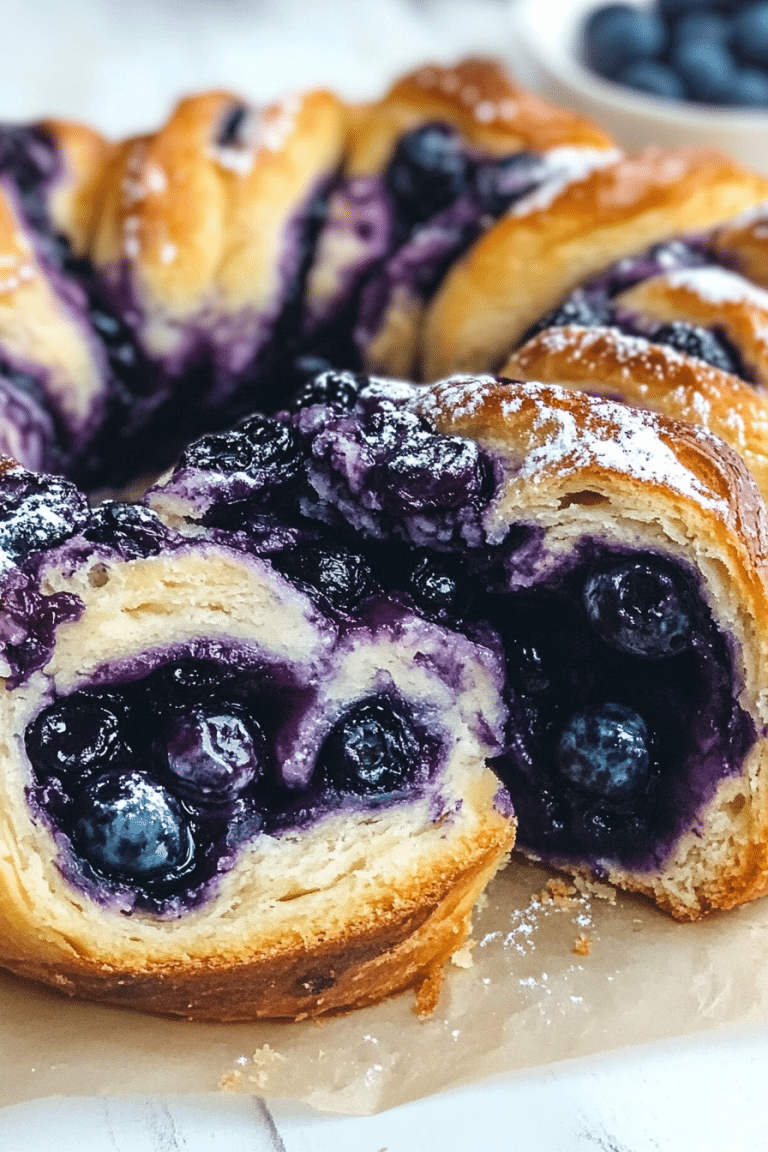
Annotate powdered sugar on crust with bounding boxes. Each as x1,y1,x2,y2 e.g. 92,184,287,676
528,325,728,386
510,147,621,220
418,377,730,513
412,375,499,424
664,265,768,312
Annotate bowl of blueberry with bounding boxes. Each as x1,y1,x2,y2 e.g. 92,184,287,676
513,0,768,172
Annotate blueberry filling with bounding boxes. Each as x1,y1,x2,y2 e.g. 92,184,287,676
271,543,373,611
522,238,754,381
651,321,740,375
317,696,420,797
25,663,434,912
0,124,59,237
180,415,305,488
0,470,89,559
386,124,471,229
73,770,195,884
217,103,251,149
490,549,753,867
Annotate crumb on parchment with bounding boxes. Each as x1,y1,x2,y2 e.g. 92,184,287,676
219,1044,287,1092
414,962,444,1017
573,934,593,956
451,939,475,969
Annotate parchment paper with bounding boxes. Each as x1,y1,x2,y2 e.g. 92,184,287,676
3,857,768,1115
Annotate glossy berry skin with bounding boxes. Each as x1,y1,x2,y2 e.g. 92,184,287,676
379,428,487,513
557,703,651,800
84,501,169,557
273,544,372,610
671,39,737,102
584,4,667,78
157,660,227,707
322,697,419,795
409,555,466,619
733,3,768,68
73,770,193,882
725,67,768,105
386,124,471,226
0,471,89,558
616,59,687,98
180,430,254,473
652,322,738,374
292,369,362,412
26,693,130,780
583,560,693,659
164,705,263,803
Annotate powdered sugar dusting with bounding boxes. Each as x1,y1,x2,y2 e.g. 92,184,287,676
510,146,620,219
526,325,729,388
664,265,768,312
413,375,498,423
520,387,727,510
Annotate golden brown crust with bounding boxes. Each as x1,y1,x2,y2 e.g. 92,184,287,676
616,267,768,388
413,376,768,918
0,542,513,1020
3,817,510,1021
41,119,114,255
89,88,347,358
711,202,768,287
0,187,106,438
422,148,768,381
346,58,614,176
502,325,768,500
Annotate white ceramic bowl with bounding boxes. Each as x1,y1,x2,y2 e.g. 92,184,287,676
512,0,768,173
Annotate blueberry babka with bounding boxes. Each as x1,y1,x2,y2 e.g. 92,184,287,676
1,60,768,1020
150,373,768,921
0,452,512,1020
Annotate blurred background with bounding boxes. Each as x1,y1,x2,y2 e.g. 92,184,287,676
0,0,520,135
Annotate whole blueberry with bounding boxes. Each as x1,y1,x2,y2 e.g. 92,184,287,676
557,703,651,799
673,11,730,46
73,770,193,881
409,555,467,618
733,3,768,67
584,4,667,79
671,39,737,101
180,430,254,473
379,431,488,513
163,705,263,802
0,471,89,558
322,696,419,795
386,124,470,225
272,543,372,610
292,369,362,412
236,414,305,481
26,692,131,780
652,321,738,373
583,559,694,659
724,67,768,105
84,501,169,557
616,59,687,98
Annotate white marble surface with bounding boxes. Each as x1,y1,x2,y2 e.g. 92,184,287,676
0,1,766,1148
